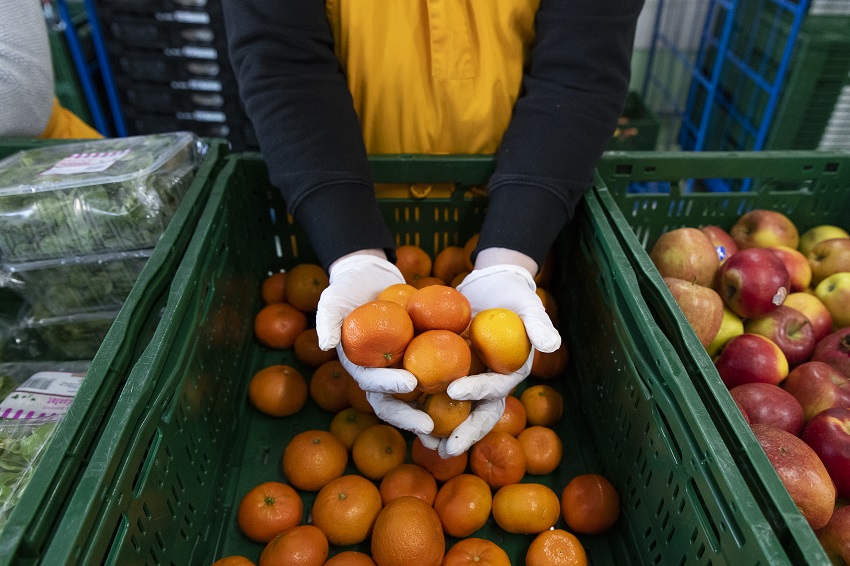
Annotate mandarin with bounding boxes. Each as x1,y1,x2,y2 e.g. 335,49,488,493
212,556,256,566
324,552,377,566
490,395,527,437
492,483,561,534
237,481,303,543
450,271,470,288
560,473,621,535
517,425,563,475
309,360,351,413
376,283,418,309
260,271,287,305
282,430,348,491
526,529,587,566
410,436,468,483
413,276,446,289
406,284,472,333
535,287,560,326
534,250,556,289
344,374,376,414
530,343,569,380
468,430,526,489
248,365,308,418
351,424,407,481
254,303,307,349
403,330,471,393
433,473,492,538
462,234,479,272
311,474,383,546
469,308,531,374
443,538,511,566
395,245,433,285
259,525,328,566
370,496,445,566
378,463,438,506
341,300,414,367
421,392,472,438
432,246,468,285
294,328,337,368
329,408,380,450
283,263,329,312
520,384,564,427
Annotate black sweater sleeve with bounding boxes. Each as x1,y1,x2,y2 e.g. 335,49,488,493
476,0,645,268
221,0,395,270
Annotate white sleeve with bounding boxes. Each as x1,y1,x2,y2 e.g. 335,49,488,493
0,0,56,137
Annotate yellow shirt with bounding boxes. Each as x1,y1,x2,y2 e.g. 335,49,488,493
325,0,539,154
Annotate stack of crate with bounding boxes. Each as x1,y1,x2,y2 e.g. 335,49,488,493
92,0,257,150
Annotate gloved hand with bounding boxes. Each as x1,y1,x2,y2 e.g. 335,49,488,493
316,252,435,437
427,262,561,457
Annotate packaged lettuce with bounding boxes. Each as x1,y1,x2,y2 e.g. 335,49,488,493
0,132,206,263
0,418,57,531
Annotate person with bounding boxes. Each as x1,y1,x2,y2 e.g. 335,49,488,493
0,0,101,139
222,1,645,457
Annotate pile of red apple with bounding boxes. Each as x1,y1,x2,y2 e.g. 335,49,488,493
650,210,850,562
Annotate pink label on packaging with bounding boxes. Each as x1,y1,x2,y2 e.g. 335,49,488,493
0,371,84,420
39,150,131,175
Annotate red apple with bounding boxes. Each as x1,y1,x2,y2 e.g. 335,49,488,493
719,248,791,319
767,245,812,292
815,504,850,564
663,277,724,348
814,272,850,329
799,224,850,257
782,361,850,422
807,238,850,286
714,333,789,389
730,209,800,250
649,227,720,287
730,383,804,435
811,327,850,379
783,292,834,342
700,225,738,264
743,305,816,367
733,398,751,424
751,423,836,530
801,407,850,500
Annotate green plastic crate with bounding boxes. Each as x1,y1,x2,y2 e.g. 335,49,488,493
34,152,820,565
594,150,850,566
0,138,229,566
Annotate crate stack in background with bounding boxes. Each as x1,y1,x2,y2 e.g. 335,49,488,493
91,0,258,150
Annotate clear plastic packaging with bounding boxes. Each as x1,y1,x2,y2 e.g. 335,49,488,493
0,248,153,318
20,310,118,361
0,132,207,263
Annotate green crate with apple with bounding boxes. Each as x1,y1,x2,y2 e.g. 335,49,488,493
594,150,850,565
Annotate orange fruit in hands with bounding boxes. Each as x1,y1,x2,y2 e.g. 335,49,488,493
237,481,303,543
260,271,286,305
282,430,348,491
526,529,587,566
433,474,493,537
406,284,472,333
341,300,414,367
421,392,472,438
324,552,377,566
395,245,433,285
371,496,445,566
517,425,563,475
490,395,527,436
248,365,308,417
254,303,307,349
403,330,471,393
283,263,328,312
443,538,511,566
530,343,569,380
311,474,383,546
351,424,407,481
469,308,531,374
309,360,351,413
492,483,561,534
560,473,621,535
329,408,380,450
469,431,526,489
259,524,328,566
294,328,337,368
411,436,468,483
379,463,438,506
521,384,564,427
433,246,468,287
376,283,418,309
